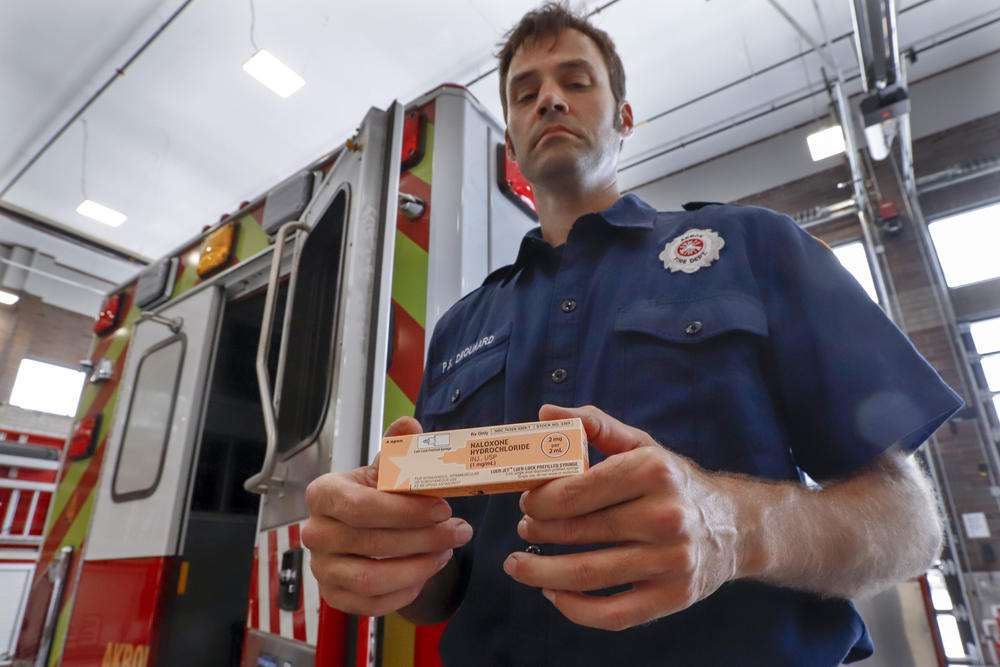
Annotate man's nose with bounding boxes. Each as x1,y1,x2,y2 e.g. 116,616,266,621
536,84,568,116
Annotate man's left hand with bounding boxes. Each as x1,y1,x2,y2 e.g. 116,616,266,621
502,404,749,631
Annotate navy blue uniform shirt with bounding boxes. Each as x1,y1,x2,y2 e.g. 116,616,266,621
412,194,962,666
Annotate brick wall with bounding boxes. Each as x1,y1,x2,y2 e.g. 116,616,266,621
0,293,94,435
736,111,1000,575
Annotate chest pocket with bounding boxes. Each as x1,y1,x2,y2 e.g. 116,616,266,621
615,293,768,343
423,333,510,429
612,293,770,467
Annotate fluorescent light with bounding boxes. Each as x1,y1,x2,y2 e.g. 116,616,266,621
807,125,846,161
77,199,126,227
0,289,19,305
242,49,305,98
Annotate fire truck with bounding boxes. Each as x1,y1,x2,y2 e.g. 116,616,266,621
12,84,537,667
1,428,65,662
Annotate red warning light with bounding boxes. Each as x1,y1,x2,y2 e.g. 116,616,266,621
68,414,102,460
401,112,427,171
497,145,537,218
94,293,123,336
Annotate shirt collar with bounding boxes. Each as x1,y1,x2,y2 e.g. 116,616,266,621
506,194,657,280
598,193,658,229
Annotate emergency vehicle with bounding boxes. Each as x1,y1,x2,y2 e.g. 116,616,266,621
11,84,537,667
1,428,64,662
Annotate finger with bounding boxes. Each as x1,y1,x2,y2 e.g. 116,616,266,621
384,416,423,437
320,583,425,618
519,448,658,520
303,516,472,559
306,473,451,529
502,544,684,593
518,497,684,545
541,579,696,631
538,404,655,458
312,549,453,599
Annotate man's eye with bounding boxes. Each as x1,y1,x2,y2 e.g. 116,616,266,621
516,92,536,103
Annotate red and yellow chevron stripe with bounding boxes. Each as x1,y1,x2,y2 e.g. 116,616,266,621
380,100,447,667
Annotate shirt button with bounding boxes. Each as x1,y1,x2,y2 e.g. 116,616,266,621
685,321,703,336
451,388,461,403
551,368,568,383
560,299,577,313
525,544,542,555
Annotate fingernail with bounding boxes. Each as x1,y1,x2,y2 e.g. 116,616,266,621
519,491,528,512
542,589,555,603
454,521,473,544
430,502,451,522
517,516,527,537
503,553,518,576
436,549,453,569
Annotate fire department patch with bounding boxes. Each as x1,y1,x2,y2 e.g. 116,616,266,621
659,228,725,273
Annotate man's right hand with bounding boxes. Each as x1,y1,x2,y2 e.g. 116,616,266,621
302,416,473,617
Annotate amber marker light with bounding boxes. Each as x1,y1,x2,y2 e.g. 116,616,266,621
196,221,239,278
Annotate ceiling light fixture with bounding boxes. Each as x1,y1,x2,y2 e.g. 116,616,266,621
242,49,305,98
242,0,304,99
807,125,847,162
0,289,20,305
75,119,128,227
77,199,127,227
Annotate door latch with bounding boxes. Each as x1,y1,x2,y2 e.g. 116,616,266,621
278,547,303,611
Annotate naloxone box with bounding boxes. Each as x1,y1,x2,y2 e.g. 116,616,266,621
377,418,589,497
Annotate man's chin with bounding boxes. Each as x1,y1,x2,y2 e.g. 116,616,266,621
521,156,587,185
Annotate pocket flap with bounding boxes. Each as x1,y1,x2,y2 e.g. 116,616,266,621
424,338,509,416
615,294,768,343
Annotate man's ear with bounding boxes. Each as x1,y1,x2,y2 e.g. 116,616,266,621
619,102,634,139
504,130,517,162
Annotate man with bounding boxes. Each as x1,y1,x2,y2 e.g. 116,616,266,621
303,4,962,664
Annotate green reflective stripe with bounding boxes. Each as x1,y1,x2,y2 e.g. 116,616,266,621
47,590,74,667
174,261,199,297
47,384,119,529
384,377,416,431
381,613,416,667
409,122,434,186
46,459,85,533
392,232,428,329
235,214,269,259
60,483,97,549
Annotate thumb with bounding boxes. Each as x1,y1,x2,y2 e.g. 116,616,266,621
384,416,423,437
538,404,652,457
366,416,424,482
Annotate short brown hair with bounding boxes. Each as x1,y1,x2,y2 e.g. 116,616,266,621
497,2,626,123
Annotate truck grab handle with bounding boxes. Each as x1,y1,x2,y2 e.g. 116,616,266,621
244,220,310,494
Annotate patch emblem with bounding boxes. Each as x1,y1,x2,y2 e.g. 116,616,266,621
659,228,725,273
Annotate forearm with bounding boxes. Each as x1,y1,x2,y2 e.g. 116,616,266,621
731,452,942,599
398,553,465,625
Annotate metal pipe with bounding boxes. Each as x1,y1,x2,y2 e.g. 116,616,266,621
244,220,309,494
918,157,1000,194
0,0,196,199
624,8,1000,179
0,255,107,294
0,479,57,493
1,488,18,535
0,203,148,265
830,78,894,313
766,0,837,70
23,489,40,536
791,198,857,226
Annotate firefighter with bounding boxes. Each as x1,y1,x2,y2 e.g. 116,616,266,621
303,3,961,664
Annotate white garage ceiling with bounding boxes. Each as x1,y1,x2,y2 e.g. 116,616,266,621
1,0,998,262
